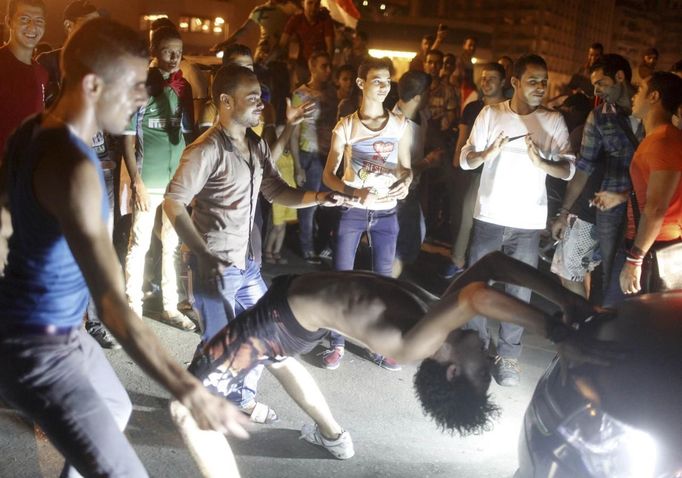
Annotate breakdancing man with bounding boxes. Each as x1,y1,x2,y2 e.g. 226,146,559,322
171,251,594,477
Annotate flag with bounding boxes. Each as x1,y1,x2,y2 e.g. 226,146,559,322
322,0,361,29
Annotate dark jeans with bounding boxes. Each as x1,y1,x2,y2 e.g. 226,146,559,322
395,188,426,264
297,151,324,255
0,328,146,478
330,206,398,348
87,169,116,327
603,246,628,307
596,203,627,299
466,220,541,359
188,256,267,407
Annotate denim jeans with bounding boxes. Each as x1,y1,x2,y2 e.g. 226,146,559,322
452,173,481,267
297,151,324,255
188,256,267,407
330,206,398,348
596,203,627,298
0,328,146,478
395,188,426,264
603,246,628,307
465,220,542,359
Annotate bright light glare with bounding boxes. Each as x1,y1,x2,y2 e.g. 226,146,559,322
369,49,417,59
558,405,658,478
216,51,224,59
379,3,386,9
214,17,225,25
143,14,168,22
362,0,368,4
471,57,478,64
622,429,657,478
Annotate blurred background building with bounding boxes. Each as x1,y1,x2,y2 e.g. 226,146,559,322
1,0,680,90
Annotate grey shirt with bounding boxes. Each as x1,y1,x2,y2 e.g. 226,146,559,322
165,126,288,269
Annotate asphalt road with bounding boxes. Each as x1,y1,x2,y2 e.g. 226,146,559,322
0,249,558,478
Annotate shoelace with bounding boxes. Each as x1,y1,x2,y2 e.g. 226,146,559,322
494,356,520,372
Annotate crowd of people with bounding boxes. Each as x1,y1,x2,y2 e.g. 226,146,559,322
0,0,681,476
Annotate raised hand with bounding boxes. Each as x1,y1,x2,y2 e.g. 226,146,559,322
484,132,509,162
286,98,316,126
590,190,628,211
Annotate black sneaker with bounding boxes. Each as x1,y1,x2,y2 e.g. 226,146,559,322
86,323,121,350
302,252,321,264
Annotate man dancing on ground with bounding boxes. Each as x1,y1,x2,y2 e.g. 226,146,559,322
171,251,593,477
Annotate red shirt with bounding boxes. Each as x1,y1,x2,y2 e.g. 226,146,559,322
626,124,682,242
0,45,48,161
283,10,333,64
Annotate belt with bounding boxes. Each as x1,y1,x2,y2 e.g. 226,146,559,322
100,160,116,171
0,322,81,336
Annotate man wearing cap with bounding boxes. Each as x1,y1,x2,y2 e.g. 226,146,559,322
35,0,120,349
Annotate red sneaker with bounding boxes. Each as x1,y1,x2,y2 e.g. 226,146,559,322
322,347,344,370
370,353,402,371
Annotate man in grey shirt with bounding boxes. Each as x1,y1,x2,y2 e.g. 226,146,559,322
164,64,346,423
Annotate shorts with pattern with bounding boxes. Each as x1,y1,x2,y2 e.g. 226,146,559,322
551,215,601,282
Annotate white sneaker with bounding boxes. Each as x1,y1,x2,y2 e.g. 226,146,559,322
300,423,355,459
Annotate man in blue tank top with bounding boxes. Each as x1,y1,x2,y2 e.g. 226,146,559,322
0,18,248,477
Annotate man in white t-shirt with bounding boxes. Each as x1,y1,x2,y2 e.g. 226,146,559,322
459,54,575,387
322,56,412,371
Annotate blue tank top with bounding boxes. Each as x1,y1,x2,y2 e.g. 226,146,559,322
0,114,109,328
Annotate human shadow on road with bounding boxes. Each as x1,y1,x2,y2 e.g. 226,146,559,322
125,390,187,449
230,427,334,459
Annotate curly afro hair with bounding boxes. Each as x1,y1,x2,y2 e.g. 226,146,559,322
413,358,499,435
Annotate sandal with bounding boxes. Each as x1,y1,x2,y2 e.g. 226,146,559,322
158,309,197,332
263,252,277,264
272,252,288,264
239,401,278,424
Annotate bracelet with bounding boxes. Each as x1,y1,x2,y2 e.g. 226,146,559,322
629,245,645,259
314,191,323,205
625,256,643,266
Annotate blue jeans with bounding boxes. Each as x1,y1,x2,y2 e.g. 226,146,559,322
297,151,324,255
603,246,628,307
465,220,542,359
596,203,626,298
395,188,426,264
330,206,398,348
189,256,267,407
0,328,146,478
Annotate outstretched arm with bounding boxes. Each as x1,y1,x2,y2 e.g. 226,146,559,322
442,251,594,325
389,282,554,363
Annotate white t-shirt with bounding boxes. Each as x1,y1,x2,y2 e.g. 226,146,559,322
460,100,575,229
334,110,408,210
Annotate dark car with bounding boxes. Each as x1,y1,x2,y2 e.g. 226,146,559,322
516,292,682,478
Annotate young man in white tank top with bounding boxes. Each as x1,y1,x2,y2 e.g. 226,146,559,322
321,57,413,370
